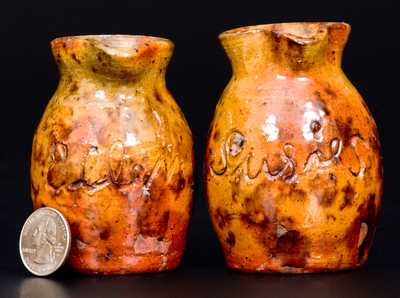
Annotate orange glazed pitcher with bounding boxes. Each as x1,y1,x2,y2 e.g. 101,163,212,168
205,23,383,273
31,35,194,274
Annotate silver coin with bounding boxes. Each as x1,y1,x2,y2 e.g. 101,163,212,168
19,207,71,276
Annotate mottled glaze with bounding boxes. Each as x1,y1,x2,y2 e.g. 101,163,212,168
205,23,383,273
31,35,194,274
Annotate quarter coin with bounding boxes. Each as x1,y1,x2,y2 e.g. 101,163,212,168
19,207,71,276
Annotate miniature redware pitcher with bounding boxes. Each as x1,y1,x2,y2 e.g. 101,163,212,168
31,35,194,274
205,22,382,273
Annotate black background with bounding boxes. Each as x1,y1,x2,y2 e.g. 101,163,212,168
1,0,399,297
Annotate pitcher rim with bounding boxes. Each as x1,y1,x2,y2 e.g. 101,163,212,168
219,22,350,39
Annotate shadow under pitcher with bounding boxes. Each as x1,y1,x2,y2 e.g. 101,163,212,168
205,22,383,273
30,35,194,274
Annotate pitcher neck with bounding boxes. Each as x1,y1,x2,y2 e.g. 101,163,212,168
51,35,173,88
219,22,350,77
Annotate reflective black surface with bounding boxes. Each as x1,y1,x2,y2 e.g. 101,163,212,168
2,258,399,298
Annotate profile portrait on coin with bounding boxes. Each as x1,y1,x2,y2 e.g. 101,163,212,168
31,217,57,265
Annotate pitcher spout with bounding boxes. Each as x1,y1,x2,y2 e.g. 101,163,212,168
220,22,350,75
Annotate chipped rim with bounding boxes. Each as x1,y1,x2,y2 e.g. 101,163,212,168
219,22,350,40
